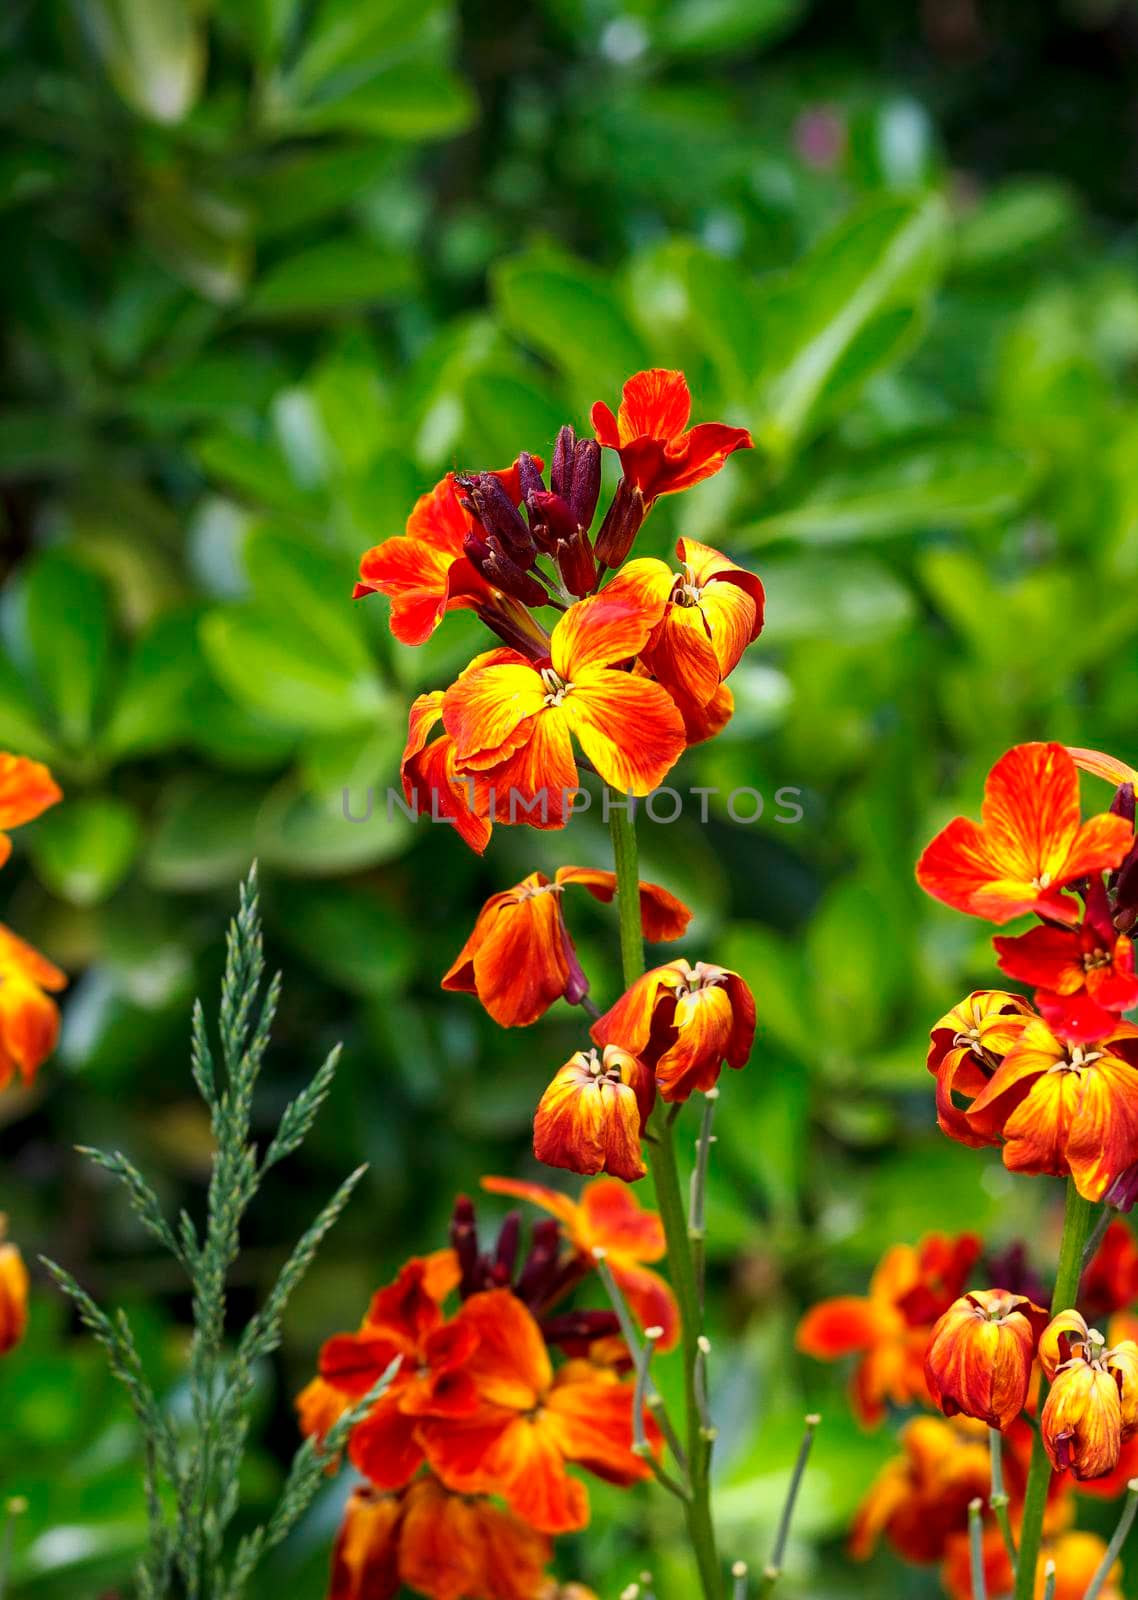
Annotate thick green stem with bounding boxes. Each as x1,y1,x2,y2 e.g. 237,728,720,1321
1013,1180,1094,1600
608,796,720,1600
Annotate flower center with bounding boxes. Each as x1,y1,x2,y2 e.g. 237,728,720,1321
540,666,572,706
1032,871,1054,890
1052,1044,1104,1075
1084,948,1112,971
671,565,703,608
584,1048,624,1084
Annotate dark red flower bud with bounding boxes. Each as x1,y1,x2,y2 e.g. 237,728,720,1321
594,475,646,568
459,473,534,560
451,1194,481,1298
550,425,577,500
1112,783,1136,825
569,438,601,531
1110,784,1138,931
528,489,577,546
463,532,550,608
495,1211,521,1278
541,1309,622,1358
516,451,546,509
515,1217,563,1307
556,525,597,598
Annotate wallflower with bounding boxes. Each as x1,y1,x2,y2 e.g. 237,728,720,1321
0,753,61,868
797,1233,981,1426
591,369,753,507
401,692,492,855
1081,1220,1138,1323
926,990,1035,1147
966,1016,1138,1201
330,1475,550,1600
591,958,755,1103
924,1288,1048,1431
1039,1309,1138,1479
916,742,1133,926
942,1526,1121,1600
441,592,686,824
994,881,1138,1042
443,867,691,1027
419,1289,654,1533
0,924,67,1092
850,1414,996,1564
533,1046,655,1184
482,1176,679,1351
0,1220,29,1355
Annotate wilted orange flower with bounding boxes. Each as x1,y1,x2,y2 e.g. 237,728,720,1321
1039,1309,1138,1479
994,880,1138,1042
942,1525,1121,1600
0,924,67,1093
591,958,755,1103
0,1219,29,1356
401,692,492,855
797,1232,980,1426
924,1288,1047,1431
591,369,753,507
330,1475,550,1600
0,754,61,868
442,867,691,1027
533,1046,655,1184
441,591,686,823
1082,1220,1138,1323
926,990,1035,1147
967,1016,1138,1201
850,1414,996,1564
482,1176,679,1351
419,1288,654,1533
916,742,1133,926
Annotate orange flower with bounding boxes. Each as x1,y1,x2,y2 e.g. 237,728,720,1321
850,1414,994,1564
0,1220,29,1356
1081,1220,1138,1323
441,591,686,824
419,1288,654,1534
1039,1309,1138,1479
966,1016,1138,1201
926,990,1035,1148
401,692,493,855
442,867,691,1027
591,958,755,1103
916,742,1133,926
0,924,67,1092
482,1176,679,1351
942,1526,1121,1600
994,880,1138,1042
0,754,61,868
924,1288,1048,1431
796,1233,981,1426
330,1475,551,1600
533,1046,655,1184
591,369,753,506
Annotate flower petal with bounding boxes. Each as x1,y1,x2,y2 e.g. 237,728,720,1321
560,669,685,795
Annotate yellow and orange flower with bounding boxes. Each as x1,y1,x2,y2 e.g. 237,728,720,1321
482,1176,679,1351
418,1288,655,1534
0,924,67,1093
1039,1309,1138,1480
591,958,755,1103
966,1016,1138,1201
591,369,753,507
926,990,1036,1148
942,1525,1121,1600
994,880,1138,1042
0,754,61,868
797,1232,981,1426
442,867,691,1028
330,1475,551,1600
850,1414,998,1564
533,1046,655,1184
441,590,686,823
916,742,1134,926
401,692,493,855
0,1219,29,1356
924,1288,1048,1431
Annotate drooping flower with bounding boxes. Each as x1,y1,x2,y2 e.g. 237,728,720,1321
591,369,753,508
916,742,1134,926
1039,1309,1138,1479
482,1176,679,1351
924,1288,1048,1431
533,1046,655,1184
994,880,1138,1042
796,1233,981,1426
966,1016,1138,1201
418,1288,655,1533
401,692,492,855
591,958,755,1103
442,867,691,1028
0,924,67,1093
0,1220,29,1356
926,990,1036,1147
0,754,61,869
329,1475,551,1600
1081,1220,1138,1323
441,591,686,826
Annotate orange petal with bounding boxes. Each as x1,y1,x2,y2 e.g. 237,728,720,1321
677,538,766,644
454,1289,552,1409
654,983,736,1103
471,709,578,831
614,369,692,446
551,591,663,678
644,604,722,710
329,1487,402,1600
578,1178,666,1260
442,878,572,1027
0,754,61,832
560,669,685,795
442,656,545,766
480,1176,579,1228
797,1296,884,1359
0,972,61,1090
1068,747,1138,787
534,1049,653,1184
0,1241,29,1355
610,1259,680,1352
348,1393,425,1490
543,1362,655,1484
554,866,692,942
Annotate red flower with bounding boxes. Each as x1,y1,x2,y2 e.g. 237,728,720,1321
442,866,691,1027
533,1046,655,1184
994,881,1138,1042
924,1289,1048,1431
400,692,492,856
1081,1220,1138,1323
916,742,1133,926
591,370,753,505
0,753,61,868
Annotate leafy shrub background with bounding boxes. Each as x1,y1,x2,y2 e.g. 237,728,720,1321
3,0,1138,1594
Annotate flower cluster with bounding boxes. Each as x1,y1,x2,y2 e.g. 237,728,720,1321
356,369,759,849
299,1182,664,1599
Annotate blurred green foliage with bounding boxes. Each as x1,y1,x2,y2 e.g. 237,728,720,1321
4,0,1138,1595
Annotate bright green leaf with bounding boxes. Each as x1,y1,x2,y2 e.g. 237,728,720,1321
28,796,141,906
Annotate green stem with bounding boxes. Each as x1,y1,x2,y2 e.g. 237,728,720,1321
608,795,720,1600
1013,1180,1094,1600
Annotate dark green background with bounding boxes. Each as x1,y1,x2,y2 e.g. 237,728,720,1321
3,0,1138,1594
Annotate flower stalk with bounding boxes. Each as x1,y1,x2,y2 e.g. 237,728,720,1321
968,1498,988,1600
1084,1479,1138,1600
755,1413,820,1598
988,1427,1017,1575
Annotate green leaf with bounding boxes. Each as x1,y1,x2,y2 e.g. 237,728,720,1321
282,63,477,140
738,435,1038,546
256,774,415,875
751,193,950,460
245,238,415,318
84,0,205,124
268,881,413,996
27,796,141,906
0,650,56,759
146,775,263,890
0,412,89,479
656,0,806,58
22,551,113,752
103,610,207,760
244,527,373,681
757,553,916,645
